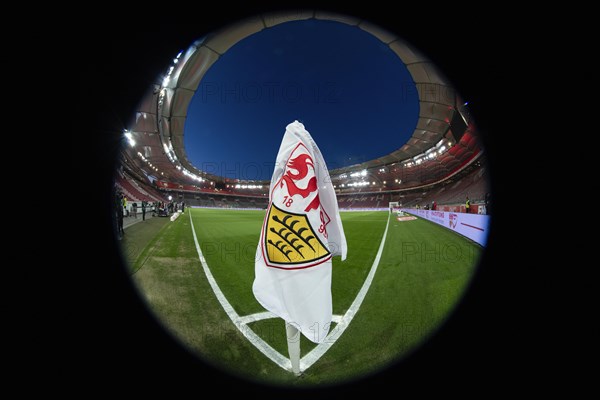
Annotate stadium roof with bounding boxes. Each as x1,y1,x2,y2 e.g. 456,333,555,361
126,11,465,183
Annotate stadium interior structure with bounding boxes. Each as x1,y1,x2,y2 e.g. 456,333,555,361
116,11,489,215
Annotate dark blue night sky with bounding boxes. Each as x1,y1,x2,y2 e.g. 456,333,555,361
184,19,419,181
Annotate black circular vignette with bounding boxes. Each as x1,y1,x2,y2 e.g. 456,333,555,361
74,4,541,395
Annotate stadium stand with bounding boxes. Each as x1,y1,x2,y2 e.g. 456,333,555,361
172,191,268,209
115,18,490,215
421,167,487,207
407,163,488,212
141,160,487,212
115,172,168,203
334,162,487,211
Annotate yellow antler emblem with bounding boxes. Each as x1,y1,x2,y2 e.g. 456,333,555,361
265,204,330,266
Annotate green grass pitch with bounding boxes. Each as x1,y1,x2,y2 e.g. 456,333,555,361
122,208,481,387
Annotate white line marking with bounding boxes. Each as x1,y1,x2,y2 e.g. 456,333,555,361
238,311,278,325
239,312,343,325
300,213,391,370
189,209,390,373
189,211,291,371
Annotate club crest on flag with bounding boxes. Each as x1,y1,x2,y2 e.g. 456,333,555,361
264,204,330,268
260,142,333,269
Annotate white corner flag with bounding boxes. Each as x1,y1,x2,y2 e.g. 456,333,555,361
253,121,347,354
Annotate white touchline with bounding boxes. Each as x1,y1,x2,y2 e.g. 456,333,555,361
189,212,290,370
300,213,391,370
189,210,390,373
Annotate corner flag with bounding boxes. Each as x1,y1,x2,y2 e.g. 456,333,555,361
253,121,347,345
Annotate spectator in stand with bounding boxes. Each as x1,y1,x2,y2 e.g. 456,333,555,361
141,201,146,221
132,202,138,219
465,196,471,213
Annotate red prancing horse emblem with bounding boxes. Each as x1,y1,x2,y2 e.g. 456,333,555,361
280,153,321,213
279,146,330,238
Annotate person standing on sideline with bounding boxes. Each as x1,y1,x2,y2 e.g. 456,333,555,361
141,201,146,221
116,191,124,239
132,202,138,219
182,201,185,213
123,196,128,217
465,196,470,213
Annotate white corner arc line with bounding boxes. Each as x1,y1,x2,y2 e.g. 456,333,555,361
331,315,342,324
299,213,391,371
189,210,390,373
238,312,343,325
188,212,291,371
238,311,278,325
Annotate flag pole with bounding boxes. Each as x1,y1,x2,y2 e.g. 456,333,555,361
286,322,301,376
